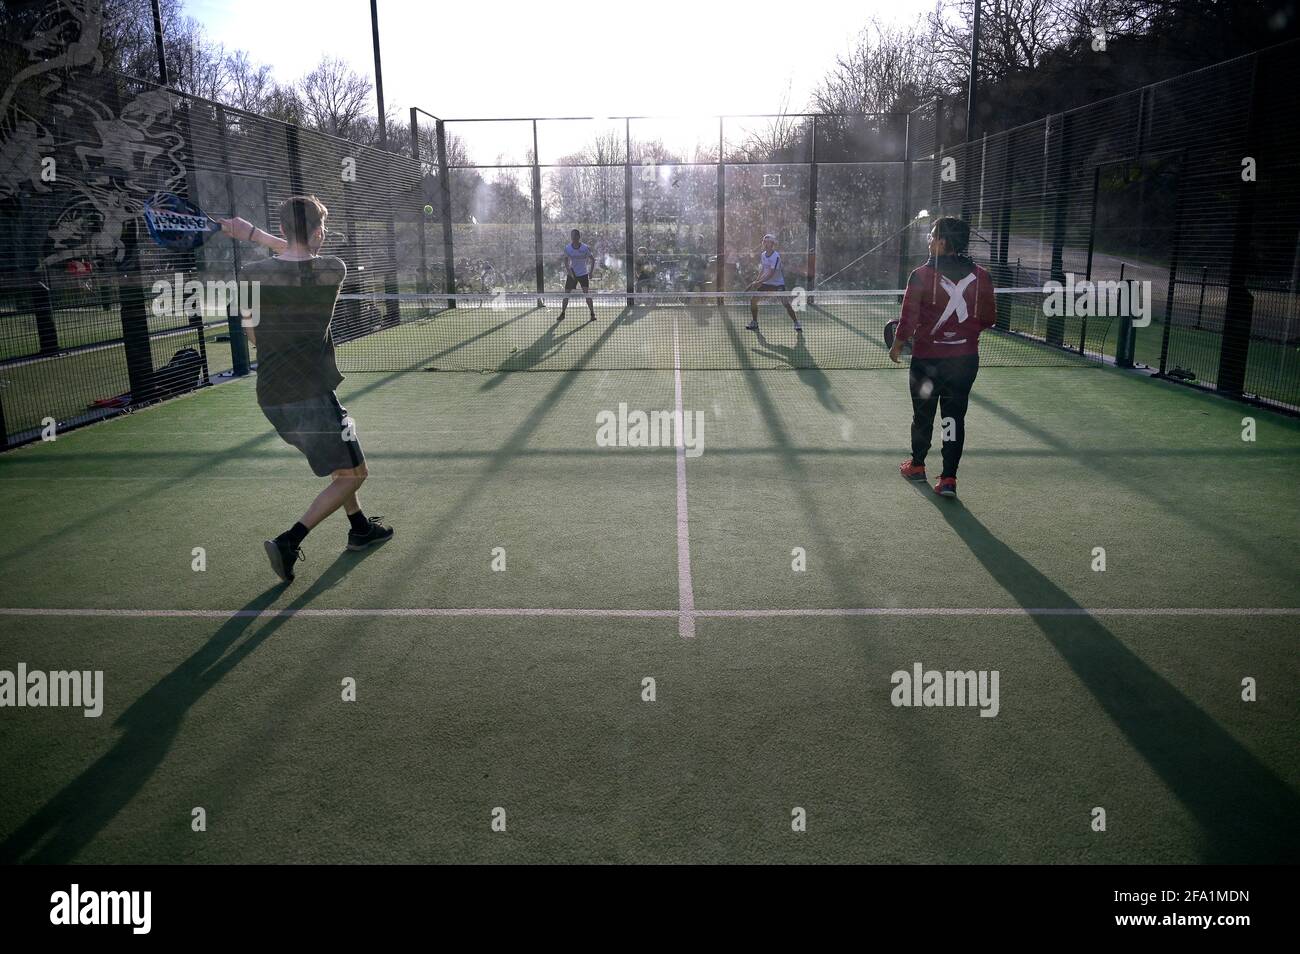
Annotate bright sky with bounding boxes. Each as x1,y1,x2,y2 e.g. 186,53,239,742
185,0,940,124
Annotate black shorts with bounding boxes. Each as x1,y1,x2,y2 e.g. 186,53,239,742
757,283,787,292
564,273,591,292
261,392,365,477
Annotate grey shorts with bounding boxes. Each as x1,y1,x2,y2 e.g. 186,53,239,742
261,392,365,477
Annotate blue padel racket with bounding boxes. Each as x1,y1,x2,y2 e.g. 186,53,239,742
143,192,223,250
884,319,912,356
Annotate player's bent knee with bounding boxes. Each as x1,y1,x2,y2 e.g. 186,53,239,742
331,463,367,485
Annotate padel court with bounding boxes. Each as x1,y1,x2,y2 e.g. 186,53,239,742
1,299,1297,864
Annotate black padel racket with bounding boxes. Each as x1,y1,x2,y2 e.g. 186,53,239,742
884,319,912,356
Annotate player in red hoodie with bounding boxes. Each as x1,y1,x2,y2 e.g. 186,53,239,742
890,216,996,498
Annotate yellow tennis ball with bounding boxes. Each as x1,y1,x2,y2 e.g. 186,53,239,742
423,204,434,215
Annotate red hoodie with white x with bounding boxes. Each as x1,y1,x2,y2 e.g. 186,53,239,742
896,255,997,359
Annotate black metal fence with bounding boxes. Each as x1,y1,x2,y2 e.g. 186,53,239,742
0,34,428,447
2,30,1297,449
923,40,1300,411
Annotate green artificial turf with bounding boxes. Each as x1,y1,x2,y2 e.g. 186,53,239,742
0,348,1297,863
0,331,235,438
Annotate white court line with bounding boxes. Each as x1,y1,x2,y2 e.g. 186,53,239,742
0,607,1295,620
672,311,696,639
694,608,1300,618
0,607,678,619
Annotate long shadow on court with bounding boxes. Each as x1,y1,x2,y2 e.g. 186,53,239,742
479,318,586,389
749,329,845,415
0,311,506,573
970,389,1296,584
369,306,644,597
917,488,1300,863
713,308,1002,852
808,301,888,347
341,303,543,371
0,547,381,863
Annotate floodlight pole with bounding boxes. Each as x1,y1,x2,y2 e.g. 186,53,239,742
370,0,388,149
966,0,981,141
151,0,168,86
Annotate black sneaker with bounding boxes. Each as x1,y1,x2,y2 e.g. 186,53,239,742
264,537,304,583
347,516,394,551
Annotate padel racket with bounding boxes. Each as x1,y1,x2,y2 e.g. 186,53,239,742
884,319,912,356
143,192,223,250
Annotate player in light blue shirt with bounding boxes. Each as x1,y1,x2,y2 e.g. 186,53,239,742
745,233,801,333
558,229,597,322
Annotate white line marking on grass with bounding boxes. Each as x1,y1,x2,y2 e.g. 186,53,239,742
3,607,1296,621
0,607,680,619
693,607,1300,618
672,312,696,639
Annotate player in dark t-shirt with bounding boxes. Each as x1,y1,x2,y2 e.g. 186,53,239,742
241,255,347,405
220,195,393,583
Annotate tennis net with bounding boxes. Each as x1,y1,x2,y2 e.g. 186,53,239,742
330,289,1111,373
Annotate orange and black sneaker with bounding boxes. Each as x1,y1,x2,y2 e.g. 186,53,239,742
934,477,958,498
899,459,927,481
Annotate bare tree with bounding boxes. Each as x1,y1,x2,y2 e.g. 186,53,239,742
1056,0,1161,43
164,18,229,100
810,18,944,115
259,84,305,125
298,56,374,139
224,49,274,113
97,0,185,81
732,84,810,163
94,0,230,98
927,0,1075,84
546,130,626,224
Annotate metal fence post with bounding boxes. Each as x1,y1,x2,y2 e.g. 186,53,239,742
807,115,818,290
1196,265,1207,330
1046,113,1071,346
896,113,913,288
625,118,634,297
411,107,430,295
1217,56,1261,396
1159,172,1186,377
216,105,248,376
532,120,544,296
435,119,456,302
716,116,726,297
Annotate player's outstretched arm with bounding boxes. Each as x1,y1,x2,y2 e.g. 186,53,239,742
219,216,289,254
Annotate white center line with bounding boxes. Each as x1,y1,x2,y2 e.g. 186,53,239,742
672,312,696,639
